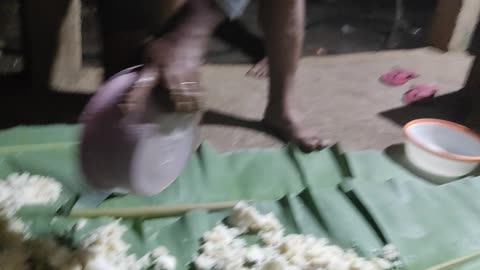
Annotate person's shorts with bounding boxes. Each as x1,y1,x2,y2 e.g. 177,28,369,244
214,0,250,19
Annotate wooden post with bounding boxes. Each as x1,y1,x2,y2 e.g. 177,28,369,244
21,0,102,93
21,0,70,90
429,0,480,52
20,0,183,93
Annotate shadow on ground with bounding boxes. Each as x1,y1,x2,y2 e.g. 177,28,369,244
384,144,480,185
380,91,480,184
202,110,266,133
384,143,480,185
0,74,274,140
0,73,92,129
379,90,473,128
200,110,293,143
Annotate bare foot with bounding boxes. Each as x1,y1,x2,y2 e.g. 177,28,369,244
246,58,269,79
263,109,324,152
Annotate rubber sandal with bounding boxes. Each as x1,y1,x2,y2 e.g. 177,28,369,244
402,83,437,104
380,68,419,86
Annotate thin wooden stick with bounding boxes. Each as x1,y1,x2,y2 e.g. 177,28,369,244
69,201,242,218
426,250,480,270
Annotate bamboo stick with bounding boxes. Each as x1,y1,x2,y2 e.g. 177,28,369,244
69,200,242,218
426,250,480,270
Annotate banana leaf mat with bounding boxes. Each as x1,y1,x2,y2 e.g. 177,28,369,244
1,125,480,269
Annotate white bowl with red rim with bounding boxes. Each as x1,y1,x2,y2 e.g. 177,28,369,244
403,119,480,178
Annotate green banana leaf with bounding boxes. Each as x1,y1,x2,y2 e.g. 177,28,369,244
18,189,386,269
351,177,480,270
100,142,345,208
2,125,480,270
0,125,79,155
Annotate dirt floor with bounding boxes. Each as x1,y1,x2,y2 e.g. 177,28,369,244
0,47,473,153
0,1,473,153
200,47,473,152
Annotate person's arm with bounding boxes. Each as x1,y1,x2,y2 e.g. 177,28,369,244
121,0,225,115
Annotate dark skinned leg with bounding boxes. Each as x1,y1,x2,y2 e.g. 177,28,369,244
259,0,323,151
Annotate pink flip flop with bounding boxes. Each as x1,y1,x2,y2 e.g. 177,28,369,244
402,83,437,104
380,68,419,86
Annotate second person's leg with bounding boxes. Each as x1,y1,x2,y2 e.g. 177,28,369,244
259,0,323,151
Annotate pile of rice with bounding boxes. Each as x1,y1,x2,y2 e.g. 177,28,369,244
0,172,176,270
0,173,403,270
194,202,402,270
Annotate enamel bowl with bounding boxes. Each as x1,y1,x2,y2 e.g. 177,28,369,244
80,66,201,195
403,119,480,178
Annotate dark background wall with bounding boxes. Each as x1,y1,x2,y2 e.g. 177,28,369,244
0,0,437,75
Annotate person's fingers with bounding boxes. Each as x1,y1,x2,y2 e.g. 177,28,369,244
163,69,204,113
171,82,204,112
119,67,159,115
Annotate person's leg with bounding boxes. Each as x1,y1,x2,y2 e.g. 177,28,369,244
259,0,323,151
